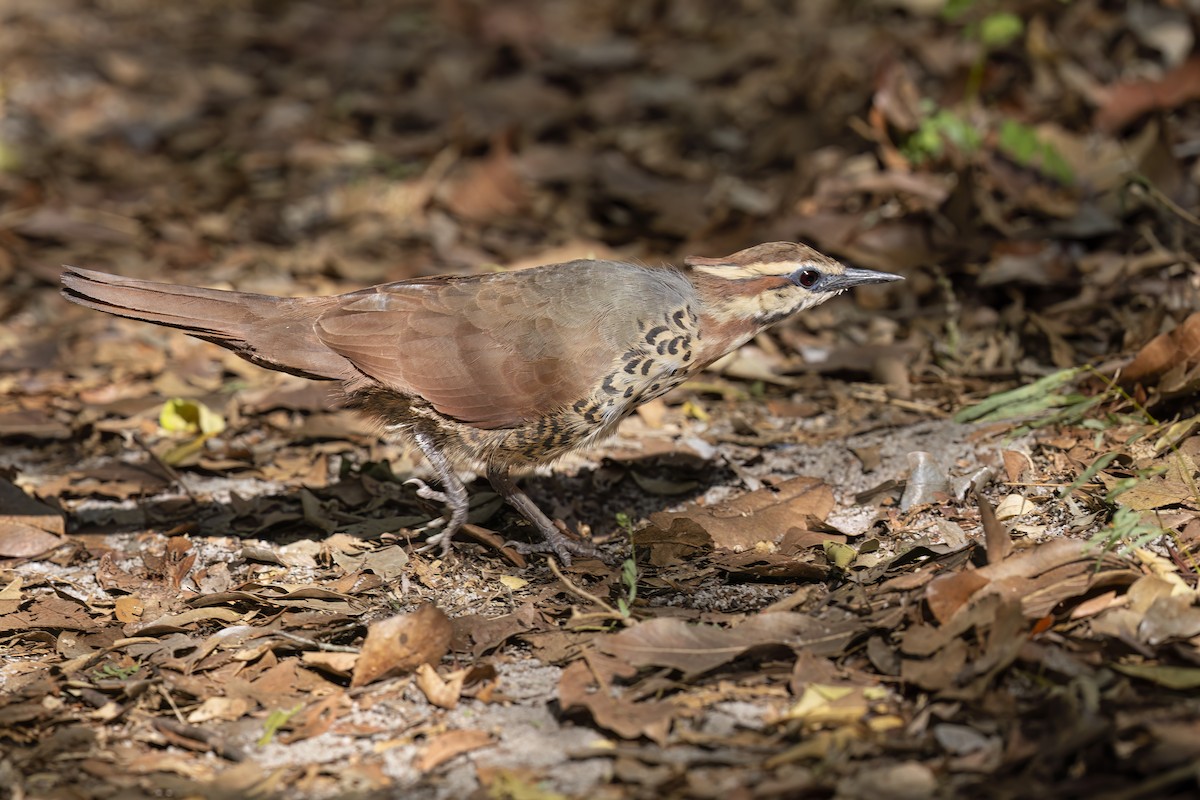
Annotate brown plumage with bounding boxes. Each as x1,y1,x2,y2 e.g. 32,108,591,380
62,243,902,563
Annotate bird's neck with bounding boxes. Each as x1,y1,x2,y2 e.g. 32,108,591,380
686,268,799,362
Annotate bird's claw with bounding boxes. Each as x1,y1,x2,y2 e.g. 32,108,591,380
502,534,606,567
415,529,456,558
405,477,449,504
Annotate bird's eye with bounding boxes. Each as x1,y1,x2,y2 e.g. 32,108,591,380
794,269,821,288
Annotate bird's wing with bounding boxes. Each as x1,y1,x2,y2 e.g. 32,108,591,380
314,263,683,429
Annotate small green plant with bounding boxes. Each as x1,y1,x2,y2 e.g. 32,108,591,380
902,107,983,164
901,1,1074,184
954,367,1111,435
943,0,1025,102
997,119,1074,184
1088,499,1171,560
258,703,304,746
92,660,141,681
614,512,640,618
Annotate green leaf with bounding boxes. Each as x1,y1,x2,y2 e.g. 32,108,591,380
823,541,857,571
998,119,1037,163
978,12,1023,48
902,109,983,164
0,140,21,172
997,119,1074,184
941,0,976,21
159,397,226,436
954,367,1085,424
621,557,638,612
258,703,304,746
1057,452,1119,499
1113,663,1200,690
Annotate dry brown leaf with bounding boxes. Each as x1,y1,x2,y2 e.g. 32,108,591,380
631,517,713,565
440,137,530,222
975,488,1012,564
283,693,353,744
973,539,1138,620
0,522,65,559
186,696,253,724
709,549,829,581
1122,312,1200,394
649,477,834,552
925,570,990,625
114,596,145,623
1001,450,1031,484
413,729,494,772
597,613,822,676
1108,472,1196,512
0,593,96,632
1096,55,1200,132
557,660,674,745
135,607,245,636
452,601,543,658
351,603,453,688
0,477,65,536
414,663,466,709
301,651,358,678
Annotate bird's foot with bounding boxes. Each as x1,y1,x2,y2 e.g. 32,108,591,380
405,477,449,505
405,477,466,557
504,522,611,567
415,530,456,558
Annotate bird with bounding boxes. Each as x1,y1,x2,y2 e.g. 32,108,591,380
62,242,902,564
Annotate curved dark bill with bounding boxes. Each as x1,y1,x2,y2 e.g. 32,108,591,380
823,266,905,291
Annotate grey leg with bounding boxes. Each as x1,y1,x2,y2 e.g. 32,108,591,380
408,432,470,557
486,466,600,566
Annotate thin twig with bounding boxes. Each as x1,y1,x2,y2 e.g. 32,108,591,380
546,557,629,624
129,432,200,503
275,631,359,653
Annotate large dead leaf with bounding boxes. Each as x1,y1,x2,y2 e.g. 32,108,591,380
351,604,454,688
1122,312,1200,397
597,612,829,677
648,477,835,552
557,660,674,745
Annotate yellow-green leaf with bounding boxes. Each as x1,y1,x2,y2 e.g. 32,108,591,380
1113,663,1200,690
823,541,857,570
159,398,226,436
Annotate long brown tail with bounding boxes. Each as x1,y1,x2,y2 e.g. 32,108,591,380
61,267,357,382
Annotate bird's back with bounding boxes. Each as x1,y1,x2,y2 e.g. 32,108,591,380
318,259,698,430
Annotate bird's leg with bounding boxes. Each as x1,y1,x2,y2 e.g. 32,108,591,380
486,466,600,566
407,432,469,557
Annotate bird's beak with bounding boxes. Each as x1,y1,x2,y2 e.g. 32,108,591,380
822,266,905,292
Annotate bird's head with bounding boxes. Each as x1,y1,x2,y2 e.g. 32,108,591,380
685,241,904,325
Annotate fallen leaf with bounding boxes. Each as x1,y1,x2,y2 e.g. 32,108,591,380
649,477,834,552
1122,312,1200,396
1112,663,1200,690
351,604,453,688
557,660,674,745
414,729,494,772
414,663,466,709
598,613,826,676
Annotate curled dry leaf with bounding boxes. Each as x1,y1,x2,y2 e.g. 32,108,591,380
414,663,466,709
351,603,453,688
1121,312,1200,396
975,488,1013,565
